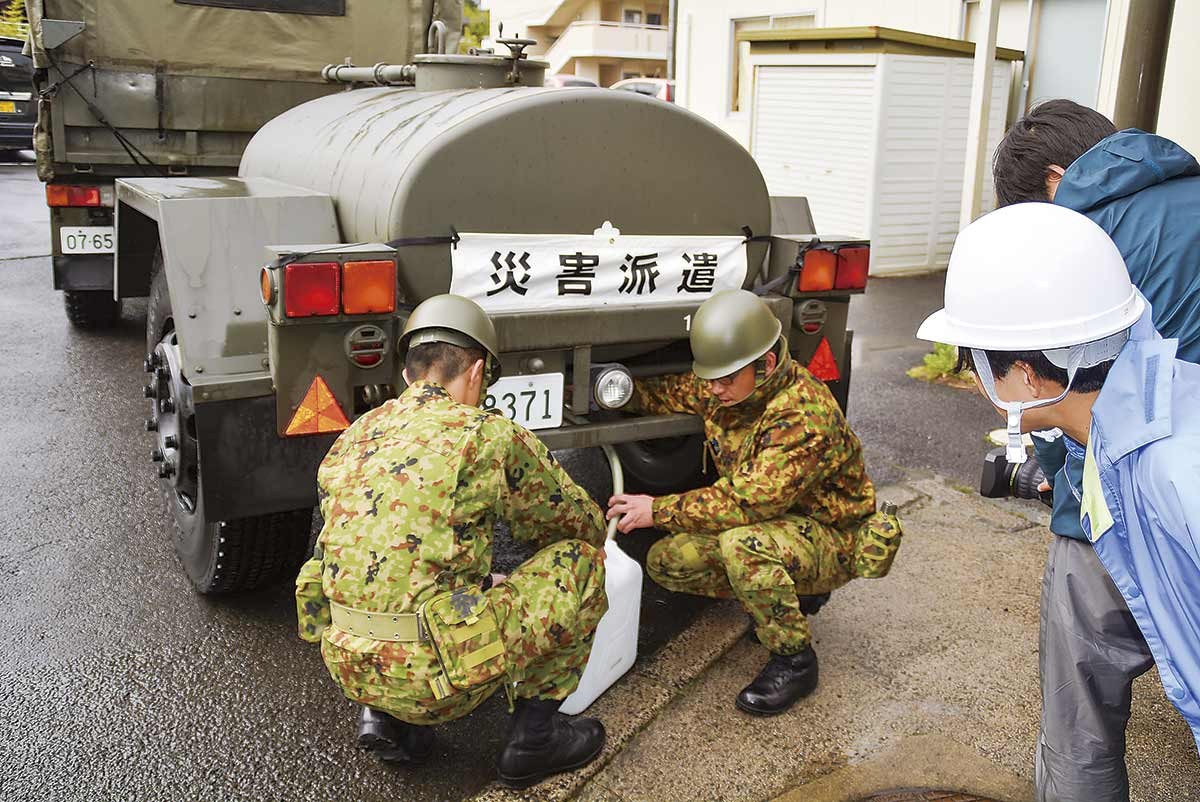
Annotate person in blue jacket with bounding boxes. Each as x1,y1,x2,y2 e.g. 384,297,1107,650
990,100,1200,800
920,202,1200,802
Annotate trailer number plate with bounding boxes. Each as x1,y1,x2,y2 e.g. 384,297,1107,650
485,373,563,431
60,226,115,254
0,101,14,113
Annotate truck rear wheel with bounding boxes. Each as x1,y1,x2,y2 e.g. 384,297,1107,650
145,265,312,594
616,434,716,495
63,289,121,329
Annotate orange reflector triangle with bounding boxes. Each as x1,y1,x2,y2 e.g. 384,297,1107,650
286,375,350,436
806,337,841,382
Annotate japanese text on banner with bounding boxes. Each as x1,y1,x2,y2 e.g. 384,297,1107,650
449,230,748,314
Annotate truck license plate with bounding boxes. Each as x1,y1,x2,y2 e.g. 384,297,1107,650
0,101,14,113
485,373,563,431
60,226,115,254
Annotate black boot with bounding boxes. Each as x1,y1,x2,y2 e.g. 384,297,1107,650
735,646,819,716
357,706,435,765
496,698,606,788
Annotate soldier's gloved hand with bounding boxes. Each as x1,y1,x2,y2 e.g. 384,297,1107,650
607,493,654,534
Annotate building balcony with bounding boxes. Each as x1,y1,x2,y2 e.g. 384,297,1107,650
543,20,669,75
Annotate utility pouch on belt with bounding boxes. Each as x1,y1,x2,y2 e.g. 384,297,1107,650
852,502,903,579
422,585,508,698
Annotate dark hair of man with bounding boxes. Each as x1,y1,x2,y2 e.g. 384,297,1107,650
405,341,484,383
992,99,1117,207
954,348,1113,394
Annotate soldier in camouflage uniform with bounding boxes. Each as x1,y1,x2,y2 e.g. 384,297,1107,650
608,289,902,715
296,294,609,788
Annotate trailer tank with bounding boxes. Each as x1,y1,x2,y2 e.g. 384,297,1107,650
238,83,772,304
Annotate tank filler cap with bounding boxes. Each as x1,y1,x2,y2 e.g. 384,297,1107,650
496,22,538,83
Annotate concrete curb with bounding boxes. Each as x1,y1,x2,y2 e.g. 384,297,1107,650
468,483,930,802
467,600,752,802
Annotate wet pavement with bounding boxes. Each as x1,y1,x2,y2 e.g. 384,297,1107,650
0,161,1015,801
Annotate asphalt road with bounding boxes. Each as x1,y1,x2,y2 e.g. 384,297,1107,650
0,161,1002,802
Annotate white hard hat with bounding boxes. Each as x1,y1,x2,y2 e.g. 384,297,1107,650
918,203,1144,350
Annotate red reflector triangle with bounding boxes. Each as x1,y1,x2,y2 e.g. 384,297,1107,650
806,337,841,382
286,375,350,436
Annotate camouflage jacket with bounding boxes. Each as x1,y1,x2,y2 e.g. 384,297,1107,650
295,381,605,689
633,352,875,533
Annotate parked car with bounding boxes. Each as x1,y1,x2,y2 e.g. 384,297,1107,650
544,74,599,88
610,77,674,102
0,36,35,152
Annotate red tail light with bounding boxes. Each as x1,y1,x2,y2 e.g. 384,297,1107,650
798,249,836,292
284,262,340,318
834,246,870,290
46,184,103,207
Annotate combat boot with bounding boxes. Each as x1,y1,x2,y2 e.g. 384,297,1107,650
735,645,819,716
496,698,606,788
357,706,435,765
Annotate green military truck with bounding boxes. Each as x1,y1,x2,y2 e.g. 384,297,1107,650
31,0,869,595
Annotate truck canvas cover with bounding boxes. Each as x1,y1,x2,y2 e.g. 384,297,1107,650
28,0,450,80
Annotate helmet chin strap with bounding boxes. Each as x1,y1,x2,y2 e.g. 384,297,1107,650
970,347,1085,464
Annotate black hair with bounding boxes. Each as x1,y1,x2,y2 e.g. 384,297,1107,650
954,348,1113,394
405,341,484,383
992,99,1117,206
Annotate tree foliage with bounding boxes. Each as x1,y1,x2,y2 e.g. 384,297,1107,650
458,0,489,54
0,0,28,39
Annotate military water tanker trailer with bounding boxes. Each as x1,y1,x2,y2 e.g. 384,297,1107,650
104,29,870,594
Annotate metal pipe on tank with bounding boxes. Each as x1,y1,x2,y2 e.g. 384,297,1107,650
321,62,416,85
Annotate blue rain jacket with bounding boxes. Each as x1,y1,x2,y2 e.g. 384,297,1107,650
1039,130,1200,539
1060,303,1200,752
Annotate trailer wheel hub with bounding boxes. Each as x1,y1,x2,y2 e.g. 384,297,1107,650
145,331,199,516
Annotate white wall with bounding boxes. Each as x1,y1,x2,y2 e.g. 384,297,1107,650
675,0,1027,148
1157,0,1200,156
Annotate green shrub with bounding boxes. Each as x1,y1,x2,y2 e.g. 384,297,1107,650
907,342,974,387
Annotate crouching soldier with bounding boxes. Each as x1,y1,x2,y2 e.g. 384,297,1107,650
296,294,609,788
607,289,901,715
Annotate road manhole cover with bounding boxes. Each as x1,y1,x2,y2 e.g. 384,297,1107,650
856,792,1001,802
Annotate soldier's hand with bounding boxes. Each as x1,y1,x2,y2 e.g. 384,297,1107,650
607,493,654,534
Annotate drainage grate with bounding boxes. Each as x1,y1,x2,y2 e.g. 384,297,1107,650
856,792,1001,802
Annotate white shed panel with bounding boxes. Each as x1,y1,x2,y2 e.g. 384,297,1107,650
750,50,1014,276
752,64,877,239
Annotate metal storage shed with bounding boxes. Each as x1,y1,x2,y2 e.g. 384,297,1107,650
744,27,1024,276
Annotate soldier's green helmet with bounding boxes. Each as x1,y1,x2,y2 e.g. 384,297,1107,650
399,294,502,383
690,289,782,380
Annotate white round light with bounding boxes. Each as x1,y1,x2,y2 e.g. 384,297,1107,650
594,367,634,410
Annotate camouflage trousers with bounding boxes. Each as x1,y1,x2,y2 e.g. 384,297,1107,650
323,539,607,725
647,515,855,655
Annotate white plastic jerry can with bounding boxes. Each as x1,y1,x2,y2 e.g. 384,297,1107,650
559,534,643,714
559,446,643,715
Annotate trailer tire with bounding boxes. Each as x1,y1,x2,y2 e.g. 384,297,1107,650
146,265,313,594
616,434,716,495
63,289,121,329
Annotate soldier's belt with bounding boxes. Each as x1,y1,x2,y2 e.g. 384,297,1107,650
330,601,428,642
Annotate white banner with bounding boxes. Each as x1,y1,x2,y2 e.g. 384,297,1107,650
449,223,748,314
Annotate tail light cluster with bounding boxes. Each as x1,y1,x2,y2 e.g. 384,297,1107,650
798,245,870,293
46,184,115,207
262,259,397,318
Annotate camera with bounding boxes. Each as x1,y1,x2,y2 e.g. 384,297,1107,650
980,447,1053,507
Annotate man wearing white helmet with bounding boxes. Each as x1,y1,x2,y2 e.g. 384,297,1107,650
919,202,1200,801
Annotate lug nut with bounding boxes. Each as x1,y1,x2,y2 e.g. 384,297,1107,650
160,398,175,413
143,384,156,398
158,460,176,479
151,447,165,462
163,435,178,449
143,353,160,373
145,418,157,432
